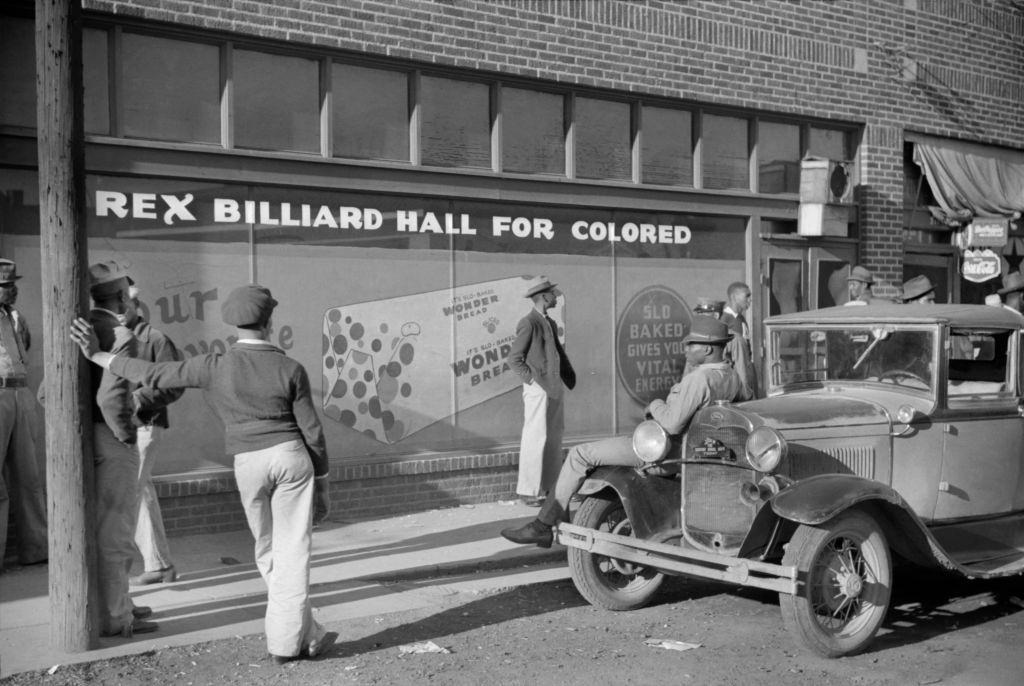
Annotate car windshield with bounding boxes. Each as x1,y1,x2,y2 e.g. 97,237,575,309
768,326,936,393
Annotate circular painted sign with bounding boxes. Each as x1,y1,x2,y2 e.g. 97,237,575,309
616,286,693,405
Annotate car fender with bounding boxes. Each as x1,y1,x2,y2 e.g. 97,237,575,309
769,473,907,525
577,466,680,541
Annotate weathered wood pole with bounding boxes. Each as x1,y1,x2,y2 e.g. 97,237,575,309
35,0,97,651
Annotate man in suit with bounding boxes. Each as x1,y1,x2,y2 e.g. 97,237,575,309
509,278,576,507
721,282,758,398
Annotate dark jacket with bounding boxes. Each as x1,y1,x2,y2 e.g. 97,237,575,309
509,309,576,397
131,318,185,428
89,308,137,444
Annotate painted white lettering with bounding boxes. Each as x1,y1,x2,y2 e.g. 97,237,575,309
96,191,128,218
313,206,338,228
280,203,301,227
396,210,417,232
161,194,195,225
133,193,157,219
214,198,240,223
364,208,383,230
338,206,361,229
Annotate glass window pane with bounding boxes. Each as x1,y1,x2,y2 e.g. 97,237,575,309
0,17,35,128
702,113,749,190
575,97,630,180
502,87,564,174
121,33,220,143
641,106,692,186
332,63,408,161
809,126,848,160
420,76,490,168
235,49,319,153
83,28,109,135
758,121,800,193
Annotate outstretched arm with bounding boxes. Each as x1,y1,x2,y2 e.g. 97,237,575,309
70,317,115,369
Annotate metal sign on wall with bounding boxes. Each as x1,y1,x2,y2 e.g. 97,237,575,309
962,248,1002,283
615,286,693,405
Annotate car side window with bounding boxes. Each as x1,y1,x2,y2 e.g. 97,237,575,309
947,329,1012,398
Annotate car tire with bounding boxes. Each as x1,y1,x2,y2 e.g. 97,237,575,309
567,495,664,611
779,509,892,658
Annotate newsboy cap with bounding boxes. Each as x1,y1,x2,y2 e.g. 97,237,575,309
88,260,133,298
900,275,935,302
0,258,22,284
847,266,874,285
525,278,557,298
682,315,732,345
997,270,1024,295
221,284,278,328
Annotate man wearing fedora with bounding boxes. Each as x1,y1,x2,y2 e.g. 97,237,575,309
0,258,48,571
501,316,743,547
509,277,576,507
691,297,753,401
845,266,875,306
900,275,937,304
72,283,334,664
86,259,159,636
997,270,1024,315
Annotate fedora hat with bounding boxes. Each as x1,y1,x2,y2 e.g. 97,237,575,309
221,284,278,328
0,258,22,285
692,297,725,316
847,266,874,284
525,278,557,298
88,260,133,298
998,270,1024,295
683,315,732,345
900,275,935,302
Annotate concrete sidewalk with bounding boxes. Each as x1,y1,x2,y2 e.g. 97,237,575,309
0,500,566,678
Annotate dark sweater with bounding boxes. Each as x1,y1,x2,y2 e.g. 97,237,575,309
109,341,329,476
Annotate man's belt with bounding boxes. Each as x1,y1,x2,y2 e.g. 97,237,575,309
0,377,27,388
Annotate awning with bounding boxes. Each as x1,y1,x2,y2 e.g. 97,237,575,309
911,134,1024,219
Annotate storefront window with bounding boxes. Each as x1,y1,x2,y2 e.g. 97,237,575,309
575,97,631,181
420,75,491,169
332,63,409,162
758,121,800,194
502,87,564,175
234,48,319,153
83,28,110,135
121,33,220,144
809,126,849,160
641,105,692,187
0,16,34,129
703,113,749,190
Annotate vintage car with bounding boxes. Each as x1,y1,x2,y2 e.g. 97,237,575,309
556,303,1024,657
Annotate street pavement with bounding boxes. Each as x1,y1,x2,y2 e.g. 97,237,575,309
0,500,567,678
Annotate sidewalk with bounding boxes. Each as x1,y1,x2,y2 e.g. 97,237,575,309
0,500,566,678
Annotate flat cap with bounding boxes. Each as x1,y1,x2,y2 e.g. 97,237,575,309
221,284,278,327
88,260,133,298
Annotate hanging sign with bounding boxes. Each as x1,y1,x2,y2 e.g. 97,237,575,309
965,218,1009,248
962,248,1002,283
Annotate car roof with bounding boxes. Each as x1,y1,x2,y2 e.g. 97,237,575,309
765,303,1024,328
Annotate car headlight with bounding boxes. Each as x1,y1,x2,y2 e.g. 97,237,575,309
744,426,786,473
632,420,670,464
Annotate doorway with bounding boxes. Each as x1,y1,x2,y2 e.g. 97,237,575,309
761,239,859,317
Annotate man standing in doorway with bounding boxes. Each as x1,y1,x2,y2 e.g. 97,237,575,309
124,284,185,586
0,258,48,571
845,266,875,306
509,278,576,508
900,275,936,304
721,282,758,398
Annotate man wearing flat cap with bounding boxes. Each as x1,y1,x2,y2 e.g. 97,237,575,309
900,275,936,304
0,258,48,572
502,316,743,547
72,283,334,664
84,259,161,637
997,270,1024,315
845,266,875,306
508,277,576,507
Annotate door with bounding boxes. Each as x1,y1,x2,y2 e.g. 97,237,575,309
761,240,858,317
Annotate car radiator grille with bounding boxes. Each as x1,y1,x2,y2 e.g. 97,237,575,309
683,422,756,553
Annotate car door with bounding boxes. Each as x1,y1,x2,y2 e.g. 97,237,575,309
933,327,1024,520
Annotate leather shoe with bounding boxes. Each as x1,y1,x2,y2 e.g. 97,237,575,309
132,605,153,619
500,520,553,548
102,619,159,638
520,495,545,507
307,630,338,658
130,566,176,585
270,654,296,666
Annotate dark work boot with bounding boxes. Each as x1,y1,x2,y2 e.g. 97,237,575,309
500,519,553,548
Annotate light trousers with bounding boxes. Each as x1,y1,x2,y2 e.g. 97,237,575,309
538,435,640,527
516,381,565,498
94,423,140,634
235,439,324,657
0,386,47,568
134,426,172,572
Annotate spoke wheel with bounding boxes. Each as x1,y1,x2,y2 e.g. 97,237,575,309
780,510,892,658
567,496,664,611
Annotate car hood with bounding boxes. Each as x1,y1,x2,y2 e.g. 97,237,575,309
734,392,892,431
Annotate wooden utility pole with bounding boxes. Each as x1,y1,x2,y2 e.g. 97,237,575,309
35,0,97,651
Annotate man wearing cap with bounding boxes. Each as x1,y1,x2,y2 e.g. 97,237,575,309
845,266,875,306
72,283,334,664
122,286,185,586
997,270,1024,314
900,275,937,304
692,298,753,401
509,278,576,507
501,316,743,547
0,258,48,571
86,259,157,637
